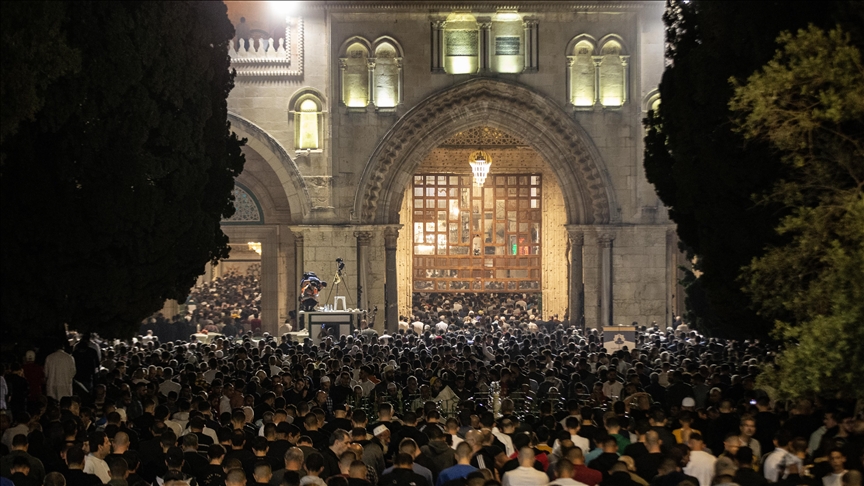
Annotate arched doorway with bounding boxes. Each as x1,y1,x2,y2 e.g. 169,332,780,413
397,126,571,319
354,78,616,331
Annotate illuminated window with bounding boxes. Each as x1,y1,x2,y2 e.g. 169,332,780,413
290,91,324,150
298,99,319,149
570,39,596,107
599,38,628,107
444,12,479,74
373,40,403,109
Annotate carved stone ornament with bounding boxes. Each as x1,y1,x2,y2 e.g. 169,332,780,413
229,17,305,79
441,126,526,147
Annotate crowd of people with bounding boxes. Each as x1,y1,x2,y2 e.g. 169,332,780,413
1,291,862,486
139,272,264,342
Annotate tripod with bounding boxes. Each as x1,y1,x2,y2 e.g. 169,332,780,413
324,266,355,310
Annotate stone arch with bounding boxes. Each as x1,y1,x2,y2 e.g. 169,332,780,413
642,88,661,113
565,34,599,56
354,77,617,225
372,36,404,58
338,36,372,57
228,112,311,223
234,154,291,225
598,34,630,55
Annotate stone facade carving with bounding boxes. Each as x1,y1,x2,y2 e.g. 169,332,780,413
441,126,526,147
229,17,304,78
356,77,615,226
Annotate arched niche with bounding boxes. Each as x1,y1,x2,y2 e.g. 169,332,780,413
372,37,404,109
491,10,524,73
597,34,630,107
444,12,479,74
566,34,598,107
339,36,372,108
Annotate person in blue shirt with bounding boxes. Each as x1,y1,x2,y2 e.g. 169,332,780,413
437,442,478,486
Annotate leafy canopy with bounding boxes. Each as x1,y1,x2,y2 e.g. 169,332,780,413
0,2,245,339
643,0,861,338
730,26,864,398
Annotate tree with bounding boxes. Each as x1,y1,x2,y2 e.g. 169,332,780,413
0,2,245,340
643,0,862,338
730,26,864,398
0,2,79,147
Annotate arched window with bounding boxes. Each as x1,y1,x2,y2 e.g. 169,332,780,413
340,40,371,108
598,37,629,107
373,39,403,109
568,38,597,107
444,12,479,74
290,91,324,150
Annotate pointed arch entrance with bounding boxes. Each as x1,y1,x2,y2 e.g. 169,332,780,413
353,78,617,331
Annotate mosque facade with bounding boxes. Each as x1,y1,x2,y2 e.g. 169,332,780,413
206,1,685,334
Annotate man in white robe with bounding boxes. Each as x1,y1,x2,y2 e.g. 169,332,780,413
44,346,76,401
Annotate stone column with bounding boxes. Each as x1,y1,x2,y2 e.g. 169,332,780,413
620,55,630,104
598,233,615,331
395,57,403,104
431,20,445,73
522,19,539,72
567,228,585,331
565,56,575,105
260,236,279,335
383,226,400,333
366,59,376,107
293,230,305,324
592,56,603,106
479,20,492,72
355,231,372,311
338,58,347,105
278,225,294,324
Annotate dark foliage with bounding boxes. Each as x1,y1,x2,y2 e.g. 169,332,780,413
1,1,245,339
643,0,862,338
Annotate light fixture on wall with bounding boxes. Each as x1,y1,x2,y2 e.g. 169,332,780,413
247,242,262,255
469,149,491,186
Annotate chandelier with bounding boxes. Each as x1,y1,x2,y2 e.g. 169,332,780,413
469,149,492,186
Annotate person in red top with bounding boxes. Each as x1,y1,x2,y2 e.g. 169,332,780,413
248,312,262,335
567,446,602,486
22,351,45,403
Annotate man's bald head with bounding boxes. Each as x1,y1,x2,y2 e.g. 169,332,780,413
113,431,130,449
518,447,535,467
